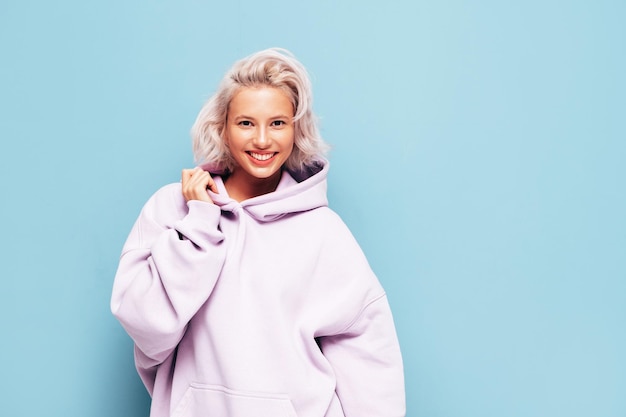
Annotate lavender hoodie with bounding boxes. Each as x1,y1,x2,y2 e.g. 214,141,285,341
111,162,405,417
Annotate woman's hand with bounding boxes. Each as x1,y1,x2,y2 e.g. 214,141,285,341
181,167,218,203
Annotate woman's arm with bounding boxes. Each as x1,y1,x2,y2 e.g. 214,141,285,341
111,183,227,367
320,294,406,417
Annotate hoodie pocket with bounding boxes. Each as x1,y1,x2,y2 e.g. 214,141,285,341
173,383,298,417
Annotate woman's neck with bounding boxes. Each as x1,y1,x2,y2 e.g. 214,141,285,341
223,169,282,202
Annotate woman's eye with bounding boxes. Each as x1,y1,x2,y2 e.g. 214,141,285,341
271,120,285,127
238,120,252,126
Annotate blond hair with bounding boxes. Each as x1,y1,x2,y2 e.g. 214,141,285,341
191,48,329,173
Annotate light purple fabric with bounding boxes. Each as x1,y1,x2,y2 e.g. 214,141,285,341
111,163,405,417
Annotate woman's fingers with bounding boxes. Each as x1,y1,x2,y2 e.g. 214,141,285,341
181,168,216,203
205,176,218,194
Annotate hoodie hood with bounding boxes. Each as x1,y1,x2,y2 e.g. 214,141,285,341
205,161,329,223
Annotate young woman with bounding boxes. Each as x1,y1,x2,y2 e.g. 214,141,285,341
111,48,405,417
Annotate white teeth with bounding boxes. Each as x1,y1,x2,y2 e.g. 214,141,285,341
250,152,274,161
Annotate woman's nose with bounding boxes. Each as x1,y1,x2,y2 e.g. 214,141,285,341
252,127,270,148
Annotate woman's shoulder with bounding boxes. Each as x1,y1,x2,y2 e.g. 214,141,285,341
140,182,188,221
297,205,345,228
146,182,185,206
158,181,184,196
297,206,360,247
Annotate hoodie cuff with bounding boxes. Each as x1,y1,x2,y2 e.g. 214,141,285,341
174,200,223,245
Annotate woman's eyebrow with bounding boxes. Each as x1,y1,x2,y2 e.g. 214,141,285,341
234,114,291,120
232,114,254,120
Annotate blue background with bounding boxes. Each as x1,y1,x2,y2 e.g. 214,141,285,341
1,1,624,416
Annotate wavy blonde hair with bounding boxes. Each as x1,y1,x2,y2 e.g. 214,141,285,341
191,48,329,173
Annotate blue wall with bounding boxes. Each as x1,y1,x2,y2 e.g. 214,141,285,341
1,1,624,416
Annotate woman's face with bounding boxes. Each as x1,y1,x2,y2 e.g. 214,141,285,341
225,86,295,184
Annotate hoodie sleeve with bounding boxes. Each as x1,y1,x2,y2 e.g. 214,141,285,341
111,184,227,373
319,294,406,417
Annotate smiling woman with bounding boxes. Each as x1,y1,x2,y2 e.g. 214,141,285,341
223,86,296,201
110,48,406,417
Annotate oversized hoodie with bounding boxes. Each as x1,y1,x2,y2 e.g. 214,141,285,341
111,162,405,417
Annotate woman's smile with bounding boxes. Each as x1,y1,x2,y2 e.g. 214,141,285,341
247,151,277,162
